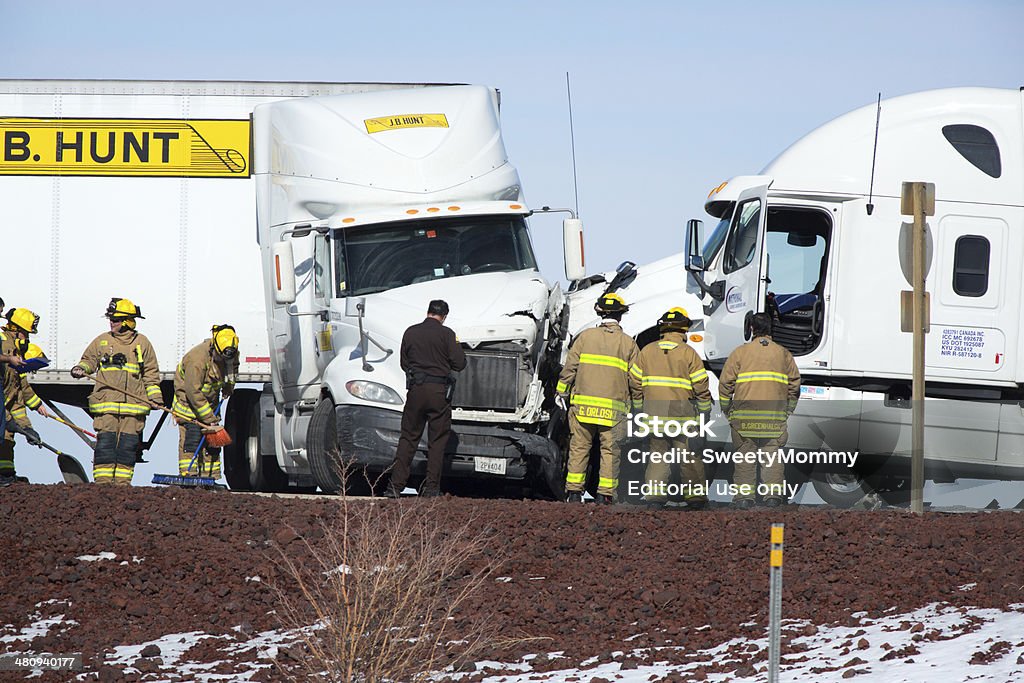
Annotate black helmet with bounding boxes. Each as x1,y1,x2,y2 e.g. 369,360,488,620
594,292,629,314
658,307,691,331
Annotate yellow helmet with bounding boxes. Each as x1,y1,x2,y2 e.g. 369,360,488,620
658,307,691,331
212,324,239,359
106,297,144,320
595,292,629,314
25,343,47,360
5,307,40,334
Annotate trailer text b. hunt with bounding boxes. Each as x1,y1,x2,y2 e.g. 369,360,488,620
0,118,250,176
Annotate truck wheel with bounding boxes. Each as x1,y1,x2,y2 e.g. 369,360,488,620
307,397,373,495
224,389,288,492
223,390,256,491
811,470,872,508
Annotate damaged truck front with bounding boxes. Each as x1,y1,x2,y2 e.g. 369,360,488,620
224,85,583,498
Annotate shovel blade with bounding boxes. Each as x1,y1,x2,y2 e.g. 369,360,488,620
58,454,89,484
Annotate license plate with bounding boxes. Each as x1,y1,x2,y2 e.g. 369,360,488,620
474,456,507,475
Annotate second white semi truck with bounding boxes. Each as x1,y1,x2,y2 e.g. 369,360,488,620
685,87,1024,505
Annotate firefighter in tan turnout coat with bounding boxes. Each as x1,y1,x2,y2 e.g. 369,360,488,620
1,309,50,484
72,298,162,485
718,313,801,508
637,307,712,509
557,293,642,504
172,325,239,478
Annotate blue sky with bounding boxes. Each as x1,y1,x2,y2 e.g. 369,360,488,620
4,0,1023,498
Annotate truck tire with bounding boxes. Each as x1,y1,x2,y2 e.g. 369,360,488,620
811,470,872,508
223,391,256,491
308,398,342,494
307,397,376,495
223,389,288,492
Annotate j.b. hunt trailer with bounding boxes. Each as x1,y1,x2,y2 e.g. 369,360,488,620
684,87,1024,505
0,80,586,496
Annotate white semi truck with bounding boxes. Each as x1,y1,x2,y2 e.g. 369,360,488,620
684,87,1024,504
236,85,586,498
0,80,583,497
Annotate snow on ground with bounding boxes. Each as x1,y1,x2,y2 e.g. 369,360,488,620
6,602,1022,681
466,603,1024,683
105,632,221,667
0,600,78,645
75,552,117,562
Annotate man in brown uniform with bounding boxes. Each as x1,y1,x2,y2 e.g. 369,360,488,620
637,307,712,510
557,292,642,504
386,300,467,498
718,313,801,508
172,325,239,479
71,298,162,485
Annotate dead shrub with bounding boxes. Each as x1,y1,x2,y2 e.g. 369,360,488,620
270,462,504,682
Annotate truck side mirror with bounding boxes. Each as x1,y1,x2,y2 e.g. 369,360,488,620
685,218,705,272
271,241,297,305
563,218,586,282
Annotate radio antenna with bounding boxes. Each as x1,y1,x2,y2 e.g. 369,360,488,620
866,92,881,216
566,72,580,217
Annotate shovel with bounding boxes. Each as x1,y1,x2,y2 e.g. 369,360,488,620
85,373,232,447
7,422,89,484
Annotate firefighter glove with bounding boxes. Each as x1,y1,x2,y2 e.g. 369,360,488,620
23,428,41,446
71,366,86,379
555,394,568,412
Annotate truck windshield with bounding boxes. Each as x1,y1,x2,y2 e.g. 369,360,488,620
333,215,538,296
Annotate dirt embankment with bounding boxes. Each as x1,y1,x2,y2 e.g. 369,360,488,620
0,484,1021,681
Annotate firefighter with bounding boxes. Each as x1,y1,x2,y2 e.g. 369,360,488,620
557,292,642,504
718,312,801,508
172,325,239,479
1,311,49,484
71,298,162,485
386,300,467,498
637,307,712,510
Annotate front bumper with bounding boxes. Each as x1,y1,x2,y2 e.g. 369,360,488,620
335,405,563,492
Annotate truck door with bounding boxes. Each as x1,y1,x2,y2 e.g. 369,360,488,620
313,231,336,376
705,179,770,360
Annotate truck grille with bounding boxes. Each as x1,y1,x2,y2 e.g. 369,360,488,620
453,350,520,410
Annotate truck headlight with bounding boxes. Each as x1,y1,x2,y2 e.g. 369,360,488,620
345,380,403,405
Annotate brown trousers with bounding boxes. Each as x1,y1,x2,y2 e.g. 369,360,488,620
93,414,145,486
644,434,706,502
731,426,787,501
389,384,451,493
566,411,624,498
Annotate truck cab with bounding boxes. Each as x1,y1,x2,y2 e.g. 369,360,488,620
225,85,579,498
685,88,1024,504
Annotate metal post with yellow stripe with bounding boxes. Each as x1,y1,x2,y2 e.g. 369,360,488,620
768,523,784,683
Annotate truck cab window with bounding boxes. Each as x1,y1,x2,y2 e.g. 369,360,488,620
763,207,832,356
722,198,762,274
942,124,1001,178
314,233,332,300
702,214,731,266
952,235,990,297
333,215,538,297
